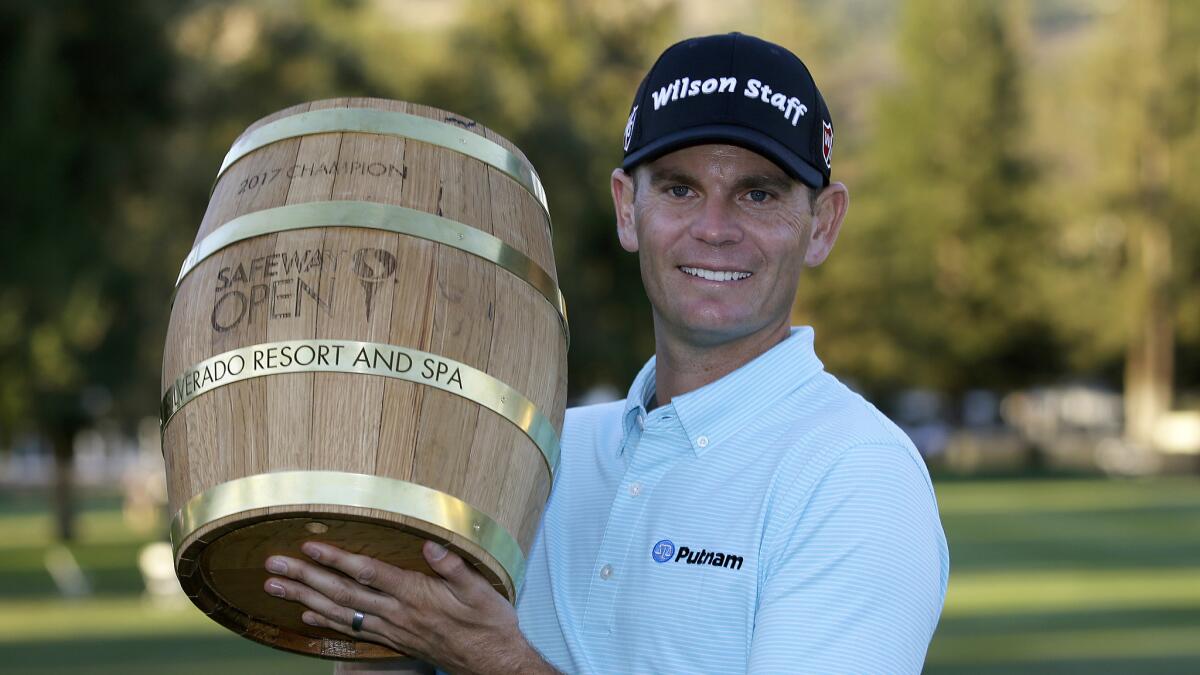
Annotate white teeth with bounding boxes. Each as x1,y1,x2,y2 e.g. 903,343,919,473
680,266,752,282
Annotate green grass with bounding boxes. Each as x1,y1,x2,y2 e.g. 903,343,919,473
2,634,332,675
2,478,1199,673
924,477,1200,673
0,490,328,673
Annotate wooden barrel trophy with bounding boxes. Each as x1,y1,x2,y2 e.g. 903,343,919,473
160,98,567,660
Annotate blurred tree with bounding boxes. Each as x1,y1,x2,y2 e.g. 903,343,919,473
1013,1,1129,382
808,0,1050,401
0,0,182,540
1016,0,1200,445
0,0,387,541
158,0,386,274
1088,0,1200,445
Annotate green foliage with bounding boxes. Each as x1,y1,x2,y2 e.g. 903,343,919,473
810,0,1054,395
1016,0,1200,392
0,1,183,434
1102,0,1200,365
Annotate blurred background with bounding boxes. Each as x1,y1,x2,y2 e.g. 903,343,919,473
1,0,1198,672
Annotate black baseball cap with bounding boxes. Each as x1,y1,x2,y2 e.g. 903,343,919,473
621,33,833,189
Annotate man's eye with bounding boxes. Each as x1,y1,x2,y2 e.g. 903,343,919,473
669,185,691,198
747,189,770,203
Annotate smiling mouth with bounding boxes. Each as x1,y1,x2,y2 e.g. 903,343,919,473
679,266,752,282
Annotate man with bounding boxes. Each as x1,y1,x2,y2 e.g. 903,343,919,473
262,33,949,674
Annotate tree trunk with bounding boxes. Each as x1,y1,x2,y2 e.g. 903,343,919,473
1123,0,1174,449
50,425,77,542
1124,217,1174,447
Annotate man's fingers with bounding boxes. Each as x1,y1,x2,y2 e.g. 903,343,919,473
422,540,495,605
300,542,411,594
266,575,366,626
265,554,397,617
299,608,402,651
292,540,496,609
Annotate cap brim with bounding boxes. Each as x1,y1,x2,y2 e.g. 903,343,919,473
622,124,826,189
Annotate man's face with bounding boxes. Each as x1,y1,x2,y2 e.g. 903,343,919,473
612,144,844,349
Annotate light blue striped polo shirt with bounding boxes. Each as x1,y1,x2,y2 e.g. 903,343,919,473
516,326,949,673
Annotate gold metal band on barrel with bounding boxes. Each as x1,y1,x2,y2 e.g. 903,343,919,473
170,471,527,591
216,107,549,218
160,339,561,477
175,201,569,344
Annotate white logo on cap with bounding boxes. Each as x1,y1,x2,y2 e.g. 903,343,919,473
624,105,638,152
822,120,833,169
744,79,808,126
650,76,738,111
642,76,810,128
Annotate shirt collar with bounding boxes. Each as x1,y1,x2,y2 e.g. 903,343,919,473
620,355,659,452
619,326,825,457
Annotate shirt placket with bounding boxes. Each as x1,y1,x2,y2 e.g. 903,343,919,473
581,408,687,634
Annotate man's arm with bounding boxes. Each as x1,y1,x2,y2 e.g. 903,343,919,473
750,443,949,673
263,540,560,675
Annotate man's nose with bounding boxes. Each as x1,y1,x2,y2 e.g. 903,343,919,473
689,197,743,246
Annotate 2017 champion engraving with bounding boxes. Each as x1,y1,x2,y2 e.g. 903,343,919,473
235,160,407,196
217,108,548,214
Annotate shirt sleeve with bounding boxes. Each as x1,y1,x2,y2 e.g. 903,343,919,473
749,443,950,674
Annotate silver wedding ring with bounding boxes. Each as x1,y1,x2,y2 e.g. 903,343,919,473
351,610,365,632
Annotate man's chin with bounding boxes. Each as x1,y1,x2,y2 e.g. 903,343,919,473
658,314,764,349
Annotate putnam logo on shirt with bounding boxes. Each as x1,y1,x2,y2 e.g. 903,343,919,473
650,539,743,571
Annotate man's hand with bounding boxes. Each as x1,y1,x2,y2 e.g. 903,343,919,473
263,540,557,675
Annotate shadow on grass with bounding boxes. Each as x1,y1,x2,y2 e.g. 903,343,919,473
0,566,148,598
0,539,160,597
928,606,1200,674
943,520,1200,571
935,606,1200,636
924,655,1200,675
0,634,333,675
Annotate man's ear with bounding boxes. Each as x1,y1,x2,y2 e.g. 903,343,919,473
612,168,639,253
804,182,849,267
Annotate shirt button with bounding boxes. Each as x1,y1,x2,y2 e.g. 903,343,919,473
629,482,642,497
697,435,709,448
599,564,614,580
